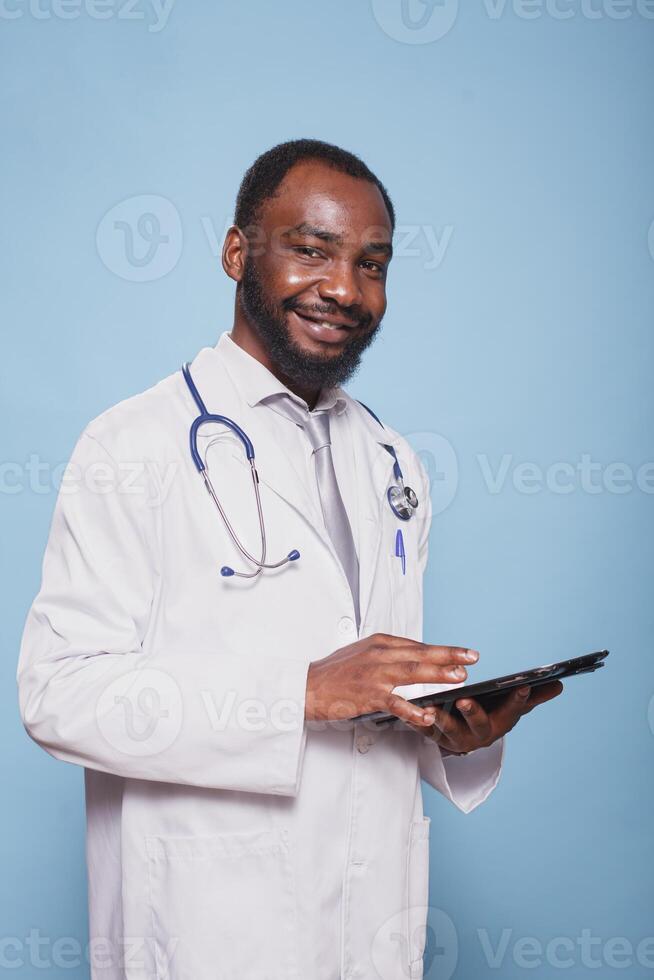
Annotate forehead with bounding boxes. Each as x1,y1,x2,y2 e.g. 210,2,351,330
258,159,392,242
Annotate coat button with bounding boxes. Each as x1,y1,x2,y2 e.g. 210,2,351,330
356,734,373,754
338,616,355,635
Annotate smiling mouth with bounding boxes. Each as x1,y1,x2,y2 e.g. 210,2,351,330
293,310,359,330
290,309,360,345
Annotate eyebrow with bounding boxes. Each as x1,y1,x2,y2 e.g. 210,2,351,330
284,222,393,258
364,240,393,257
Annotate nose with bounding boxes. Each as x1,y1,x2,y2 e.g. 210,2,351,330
317,260,363,311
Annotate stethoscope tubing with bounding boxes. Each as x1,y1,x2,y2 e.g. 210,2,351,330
184,362,296,577
181,362,417,576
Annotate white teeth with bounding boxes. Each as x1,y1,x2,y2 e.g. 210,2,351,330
298,313,348,332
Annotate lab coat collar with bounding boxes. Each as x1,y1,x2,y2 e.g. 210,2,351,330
214,332,348,416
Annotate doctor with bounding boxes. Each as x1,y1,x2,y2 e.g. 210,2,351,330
18,139,562,980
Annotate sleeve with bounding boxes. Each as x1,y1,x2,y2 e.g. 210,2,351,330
411,452,505,814
16,429,308,797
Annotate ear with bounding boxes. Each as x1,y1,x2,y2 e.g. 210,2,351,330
222,225,248,283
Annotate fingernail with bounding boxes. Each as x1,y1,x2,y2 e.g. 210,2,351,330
518,686,530,697
465,650,479,662
452,667,466,678
459,701,472,713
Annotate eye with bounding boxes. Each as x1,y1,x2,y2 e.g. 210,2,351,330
294,246,323,259
360,260,385,276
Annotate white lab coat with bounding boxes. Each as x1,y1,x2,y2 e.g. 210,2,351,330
17,338,503,980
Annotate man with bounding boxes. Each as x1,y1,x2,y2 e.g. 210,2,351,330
18,139,562,980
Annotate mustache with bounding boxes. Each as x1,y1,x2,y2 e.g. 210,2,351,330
283,298,373,331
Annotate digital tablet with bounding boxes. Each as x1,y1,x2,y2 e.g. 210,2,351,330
359,649,610,726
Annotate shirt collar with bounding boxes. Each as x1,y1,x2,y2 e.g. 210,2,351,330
215,331,348,415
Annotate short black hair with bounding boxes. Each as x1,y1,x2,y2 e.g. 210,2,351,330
234,138,395,233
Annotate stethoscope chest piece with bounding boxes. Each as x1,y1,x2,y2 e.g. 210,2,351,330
387,483,419,521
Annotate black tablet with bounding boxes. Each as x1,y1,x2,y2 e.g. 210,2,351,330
359,649,610,726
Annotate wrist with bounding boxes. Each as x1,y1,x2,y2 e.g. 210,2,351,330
304,666,315,721
304,663,322,721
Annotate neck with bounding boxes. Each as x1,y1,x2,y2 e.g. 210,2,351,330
230,314,321,410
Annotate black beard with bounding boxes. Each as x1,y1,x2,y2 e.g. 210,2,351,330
239,259,383,390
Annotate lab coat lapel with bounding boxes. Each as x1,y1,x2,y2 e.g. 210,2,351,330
349,404,402,630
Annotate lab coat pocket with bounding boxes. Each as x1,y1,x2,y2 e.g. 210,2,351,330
146,828,299,980
406,817,431,975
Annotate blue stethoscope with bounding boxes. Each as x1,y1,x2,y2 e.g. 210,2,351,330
182,362,419,579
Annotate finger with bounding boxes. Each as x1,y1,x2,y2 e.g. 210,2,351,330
384,641,479,667
419,703,463,740
383,662,469,686
489,681,562,731
517,680,564,713
405,719,444,741
454,698,493,741
384,692,441,728
481,686,531,731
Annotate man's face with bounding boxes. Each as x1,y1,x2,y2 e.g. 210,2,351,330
238,160,393,390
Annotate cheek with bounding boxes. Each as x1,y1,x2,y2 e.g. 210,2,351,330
364,283,387,319
261,256,315,296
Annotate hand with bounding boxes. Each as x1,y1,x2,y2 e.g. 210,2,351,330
305,633,480,724
412,681,564,755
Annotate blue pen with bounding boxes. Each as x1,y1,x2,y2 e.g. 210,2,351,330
395,528,406,575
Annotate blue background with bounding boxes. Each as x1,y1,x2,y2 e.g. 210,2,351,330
1,1,653,977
